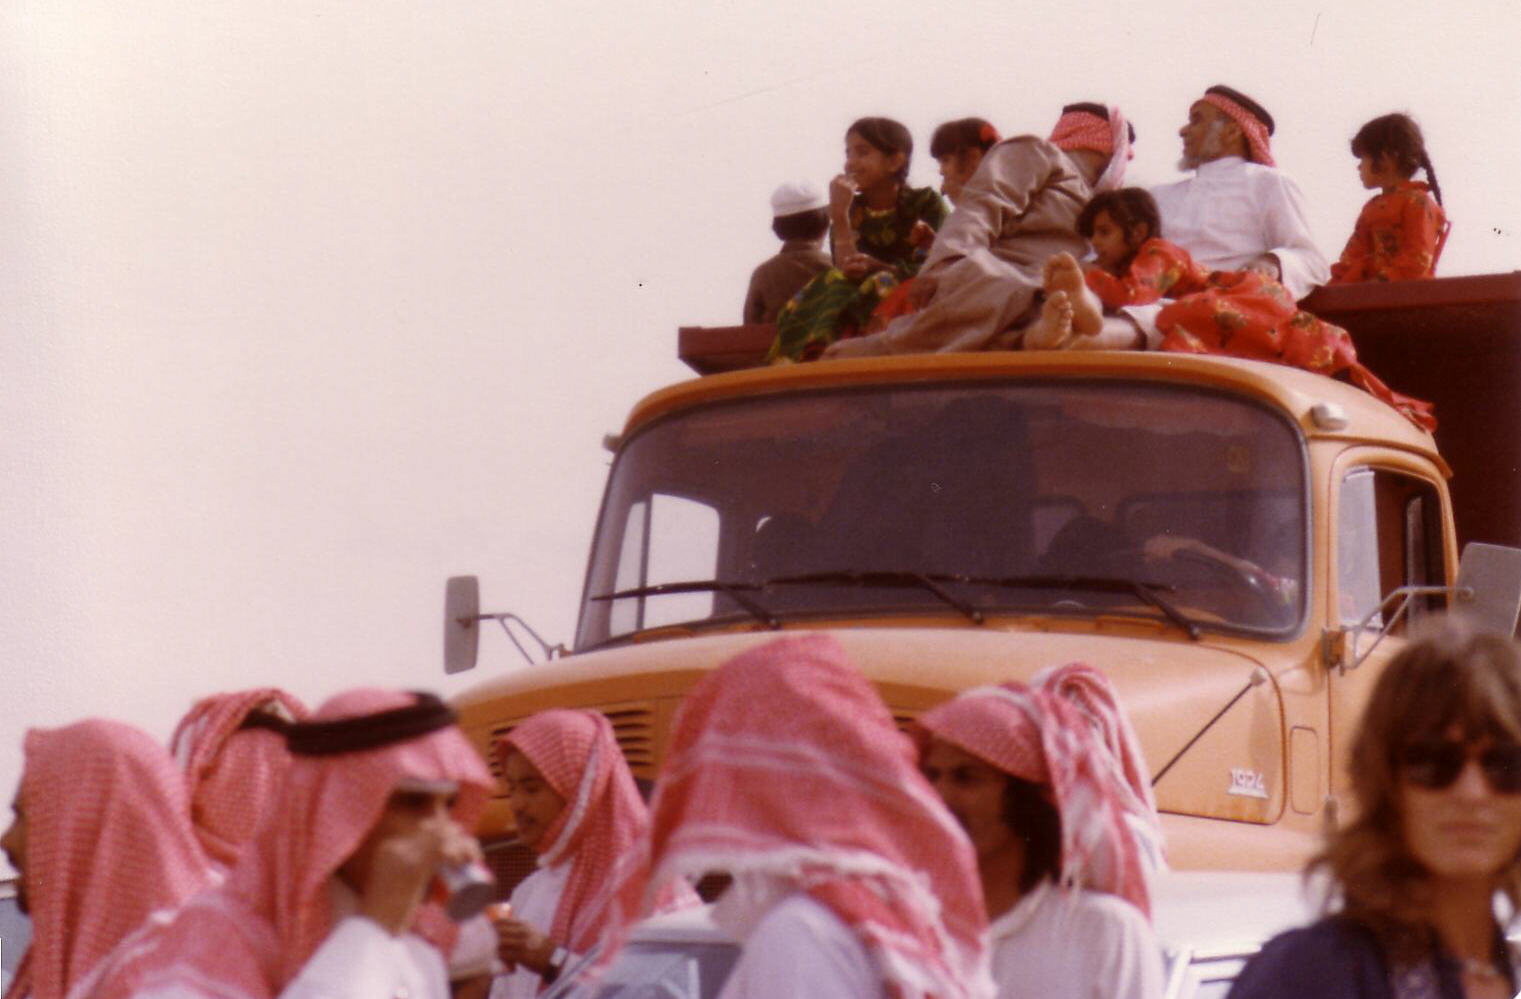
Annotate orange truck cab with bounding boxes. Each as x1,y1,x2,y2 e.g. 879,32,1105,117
445,274,1521,983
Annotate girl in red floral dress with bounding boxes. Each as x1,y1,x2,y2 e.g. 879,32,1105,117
1330,113,1446,283
1072,188,1436,431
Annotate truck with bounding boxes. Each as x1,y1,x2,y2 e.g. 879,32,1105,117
444,272,1521,994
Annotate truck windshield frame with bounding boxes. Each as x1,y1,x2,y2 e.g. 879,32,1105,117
575,377,1310,649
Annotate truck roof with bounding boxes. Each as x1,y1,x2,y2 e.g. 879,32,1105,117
623,351,1444,469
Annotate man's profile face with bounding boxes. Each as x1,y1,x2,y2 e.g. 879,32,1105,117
1178,101,1235,169
2,789,28,914
920,739,1020,866
338,780,460,893
503,750,567,855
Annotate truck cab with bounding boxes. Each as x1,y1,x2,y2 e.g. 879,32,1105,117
453,347,1491,880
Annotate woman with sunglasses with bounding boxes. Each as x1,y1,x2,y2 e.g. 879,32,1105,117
1229,622,1521,999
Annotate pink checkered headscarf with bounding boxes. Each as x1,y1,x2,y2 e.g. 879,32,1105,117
915,664,1162,917
1048,103,1132,193
3,721,213,999
627,635,992,999
78,689,494,999
170,689,309,869
496,709,687,956
1200,89,1275,167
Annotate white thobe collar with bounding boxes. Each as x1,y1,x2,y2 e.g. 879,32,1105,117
1193,156,1247,179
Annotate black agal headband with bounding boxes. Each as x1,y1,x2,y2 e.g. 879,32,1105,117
281,692,459,757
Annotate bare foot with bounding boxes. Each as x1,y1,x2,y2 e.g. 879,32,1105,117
823,334,890,360
1022,291,1074,350
1042,252,1104,336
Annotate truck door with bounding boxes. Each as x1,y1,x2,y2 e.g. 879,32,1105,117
1327,456,1450,813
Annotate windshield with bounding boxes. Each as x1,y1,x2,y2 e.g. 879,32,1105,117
576,379,1308,648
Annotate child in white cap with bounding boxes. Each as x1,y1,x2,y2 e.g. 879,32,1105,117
742,181,832,324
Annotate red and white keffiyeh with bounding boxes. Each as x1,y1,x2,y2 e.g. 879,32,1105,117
1048,105,1132,193
915,664,1162,917
170,689,309,869
79,688,494,999
4,721,213,999
496,709,681,956
1200,91,1275,167
631,635,991,999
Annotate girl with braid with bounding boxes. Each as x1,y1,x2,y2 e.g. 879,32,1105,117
1330,113,1447,283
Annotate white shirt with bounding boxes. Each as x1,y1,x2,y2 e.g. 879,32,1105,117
1150,156,1330,300
716,894,884,999
987,882,1162,999
488,863,570,999
281,916,450,999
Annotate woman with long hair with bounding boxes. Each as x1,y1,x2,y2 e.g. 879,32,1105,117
1229,622,1521,999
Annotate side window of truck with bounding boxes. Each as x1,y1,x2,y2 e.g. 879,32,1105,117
611,494,721,634
1337,468,1445,630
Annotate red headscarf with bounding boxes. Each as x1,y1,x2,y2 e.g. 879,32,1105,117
170,689,309,869
1200,90,1275,167
496,709,680,956
3,721,213,999
628,635,991,999
1048,104,1132,193
78,689,494,999
915,664,1162,917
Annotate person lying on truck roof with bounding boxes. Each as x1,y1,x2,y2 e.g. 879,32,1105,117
616,633,993,999
169,687,309,872
1028,186,1436,430
1227,621,1521,999
77,689,495,999
823,102,1132,358
1051,85,1331,353
489,709,693,999
916,664,1165,999
1,719,214,999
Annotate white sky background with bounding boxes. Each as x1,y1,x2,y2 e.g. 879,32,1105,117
1,0,1518,871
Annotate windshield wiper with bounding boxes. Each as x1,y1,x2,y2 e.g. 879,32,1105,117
591,580,779,629
767,571,985,624
767,571,1201,640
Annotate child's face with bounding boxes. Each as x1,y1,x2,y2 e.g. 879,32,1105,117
1088,210,1135,271
1357,152,1399,191
936,149,984,204
844,131,904,192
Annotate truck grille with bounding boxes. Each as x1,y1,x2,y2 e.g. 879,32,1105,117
487,701,658,785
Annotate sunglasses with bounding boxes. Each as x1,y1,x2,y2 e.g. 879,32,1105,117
1399,739,1521,794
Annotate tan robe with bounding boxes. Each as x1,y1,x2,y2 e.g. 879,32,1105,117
857,135,1098,353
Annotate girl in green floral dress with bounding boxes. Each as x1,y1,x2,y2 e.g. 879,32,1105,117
767,117,948,363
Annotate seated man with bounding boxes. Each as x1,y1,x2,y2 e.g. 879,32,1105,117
2,720,214,999
79,689,495,999
613,634,991,999
1049,85,1330,352
825,103,1132,357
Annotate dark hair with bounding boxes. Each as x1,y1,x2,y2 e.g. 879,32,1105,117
1003,776,1062,893
1077,188,1161,241
847,117,913,182
930,118,1000,159
772,208,830,241
1312,620,1521,934
1060,102,1136,145
1350,112,1441,206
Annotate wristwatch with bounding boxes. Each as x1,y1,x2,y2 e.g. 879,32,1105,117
541,945,570,985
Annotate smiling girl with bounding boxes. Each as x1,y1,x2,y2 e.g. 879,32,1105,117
766,117,947,363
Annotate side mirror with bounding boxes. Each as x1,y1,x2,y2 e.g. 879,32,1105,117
444,576,481,674
1456,543,1521,638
